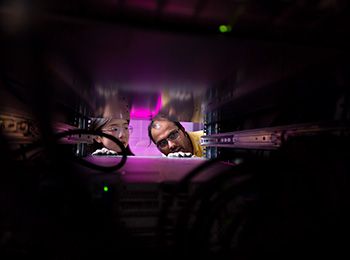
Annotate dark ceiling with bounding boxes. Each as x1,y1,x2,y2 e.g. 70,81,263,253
1,0,349,118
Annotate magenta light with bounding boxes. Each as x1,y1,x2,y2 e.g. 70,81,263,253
130,108,152,118
154,93,162,115
130,94,162,119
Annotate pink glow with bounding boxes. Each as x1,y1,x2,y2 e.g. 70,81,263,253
130,94,162,119
154,93,162,115
128,119,195,157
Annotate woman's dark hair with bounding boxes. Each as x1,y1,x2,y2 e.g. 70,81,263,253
88,117,134,156
147,113,185,145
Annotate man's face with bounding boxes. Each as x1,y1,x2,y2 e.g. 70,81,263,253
151,120,193,155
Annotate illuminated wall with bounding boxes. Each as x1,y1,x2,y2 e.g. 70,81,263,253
128,119,197,156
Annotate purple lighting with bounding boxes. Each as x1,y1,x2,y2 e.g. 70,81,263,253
130,93,162,119
128,119,196,157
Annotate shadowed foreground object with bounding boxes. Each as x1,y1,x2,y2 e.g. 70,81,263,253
1,0,350,259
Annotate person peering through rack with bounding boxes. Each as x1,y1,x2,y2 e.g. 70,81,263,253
148,113,203,158
88,96,134,156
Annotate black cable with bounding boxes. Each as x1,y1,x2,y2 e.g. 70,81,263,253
174,167,257,258
177,157,222,186
157,157,224,247
10,129,128,172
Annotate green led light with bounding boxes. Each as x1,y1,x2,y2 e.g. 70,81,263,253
103,186,109,192
219,25,232,33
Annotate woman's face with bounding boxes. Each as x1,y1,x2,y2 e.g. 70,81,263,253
97,118,131,152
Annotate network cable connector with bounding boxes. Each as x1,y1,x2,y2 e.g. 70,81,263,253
53,122,97,144
0,112,39,144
